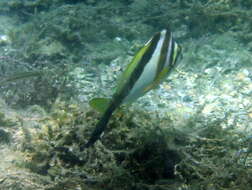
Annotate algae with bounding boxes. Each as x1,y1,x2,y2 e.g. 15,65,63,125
11,100,249,190
0,129,11,144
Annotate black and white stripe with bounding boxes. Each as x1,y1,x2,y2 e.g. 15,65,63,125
123,29,176,103
83,29,181,149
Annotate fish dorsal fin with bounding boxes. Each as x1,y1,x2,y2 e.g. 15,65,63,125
116,40,153,93
89,97,111,113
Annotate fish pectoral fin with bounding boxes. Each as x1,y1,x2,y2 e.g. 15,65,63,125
143,79,161,93
143,82,160,93
143,67,169,93
89,98,111,113
143,84,155,93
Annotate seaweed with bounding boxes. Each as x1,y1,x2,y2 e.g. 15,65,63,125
14,100,251,189
0,129,11,144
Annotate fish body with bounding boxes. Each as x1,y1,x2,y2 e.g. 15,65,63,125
82,29,182,149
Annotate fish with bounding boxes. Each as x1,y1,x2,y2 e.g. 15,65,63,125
0,71,43,86
82,28,182,150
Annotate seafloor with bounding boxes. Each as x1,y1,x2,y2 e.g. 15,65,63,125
0,0,252,190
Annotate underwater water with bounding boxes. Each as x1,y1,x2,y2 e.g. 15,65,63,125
0,0,252,190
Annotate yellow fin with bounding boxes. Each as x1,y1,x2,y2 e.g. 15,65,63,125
143,84,154,93
116,41,152,93
143,67,170,93
89,98,111,113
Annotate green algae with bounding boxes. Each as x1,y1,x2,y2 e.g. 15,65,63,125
2,0,252,57
12,100,250,190
0,129,11,144
1,0,252,108
0,100,19,127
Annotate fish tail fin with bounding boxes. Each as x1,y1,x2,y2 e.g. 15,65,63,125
81,103,116,150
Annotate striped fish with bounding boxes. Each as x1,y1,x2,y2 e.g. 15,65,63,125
82,29,181,149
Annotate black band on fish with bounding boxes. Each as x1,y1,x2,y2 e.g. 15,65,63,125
83,29,182,149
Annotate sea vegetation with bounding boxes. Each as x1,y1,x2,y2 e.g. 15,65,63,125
13,100,251,190
2,0,252,62
1,0,252,107
0,128,11,144
0,62,80,108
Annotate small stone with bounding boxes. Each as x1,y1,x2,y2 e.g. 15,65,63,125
0,34,10,45
182,95,193,102
236,73,244,80
115,37,122,42
202,103,217,115
248,113,252,119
